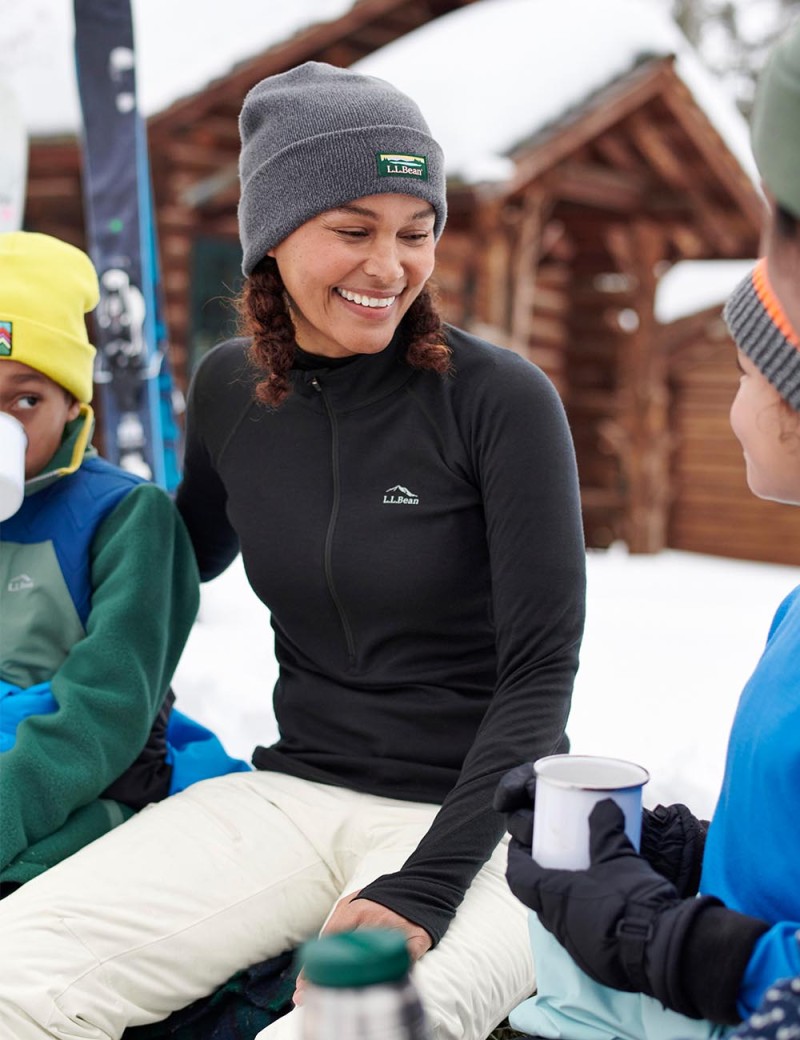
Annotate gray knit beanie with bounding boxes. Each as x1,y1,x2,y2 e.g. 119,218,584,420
238,62,447,276
723,258,800,411
751,19,800,218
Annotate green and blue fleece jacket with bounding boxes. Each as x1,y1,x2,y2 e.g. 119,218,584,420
0,408,245,887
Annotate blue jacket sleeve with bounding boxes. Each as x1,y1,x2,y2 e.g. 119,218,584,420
739,926,800,1018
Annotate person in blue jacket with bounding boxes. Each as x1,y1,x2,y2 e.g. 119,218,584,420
0,231,248,895
496,17,800,1040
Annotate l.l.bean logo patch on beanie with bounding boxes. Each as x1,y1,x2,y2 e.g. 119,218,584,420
0,321,12,356
376,153,428,181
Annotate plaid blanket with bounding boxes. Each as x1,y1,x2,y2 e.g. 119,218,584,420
119,949,529,1039
122,951,297,1040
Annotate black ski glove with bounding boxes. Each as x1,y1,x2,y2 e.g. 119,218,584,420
506,798,769,1024
494,765,707,898
640,803,708,898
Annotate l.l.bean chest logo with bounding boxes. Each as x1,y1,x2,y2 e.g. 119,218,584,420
383,484,419,506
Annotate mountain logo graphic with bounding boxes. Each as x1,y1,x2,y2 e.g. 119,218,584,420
0,321,12,356
383,484,419,505
8,573,34,592
376,153,428,181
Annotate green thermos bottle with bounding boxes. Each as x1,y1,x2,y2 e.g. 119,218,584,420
299,929,431,1039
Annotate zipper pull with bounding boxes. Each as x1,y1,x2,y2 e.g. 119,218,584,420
309,375,322,393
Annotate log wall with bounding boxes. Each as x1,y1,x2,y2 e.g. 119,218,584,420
668,322,800,565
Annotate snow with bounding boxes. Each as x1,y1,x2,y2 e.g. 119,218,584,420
5,0,756,186
353,0,758,184
172,544,800,825
3,0,355,136
3,0,760,324
655,258,757,322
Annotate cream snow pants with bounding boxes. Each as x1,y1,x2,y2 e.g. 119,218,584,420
0,771,534,1040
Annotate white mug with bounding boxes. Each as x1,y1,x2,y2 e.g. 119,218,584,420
0,412,27,521
531,754,649,869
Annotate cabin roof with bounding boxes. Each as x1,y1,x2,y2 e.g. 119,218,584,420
11,0,756,191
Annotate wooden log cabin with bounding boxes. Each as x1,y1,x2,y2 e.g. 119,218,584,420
423,53,769,560
21,0,800,564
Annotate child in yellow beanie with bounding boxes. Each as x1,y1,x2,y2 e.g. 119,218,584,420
0,231,247,893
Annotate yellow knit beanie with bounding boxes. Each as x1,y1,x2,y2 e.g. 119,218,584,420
0,231,99,403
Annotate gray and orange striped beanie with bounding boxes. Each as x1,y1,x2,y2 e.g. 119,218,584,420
724,257,800,411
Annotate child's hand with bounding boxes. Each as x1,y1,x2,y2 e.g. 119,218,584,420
506,798,768,1024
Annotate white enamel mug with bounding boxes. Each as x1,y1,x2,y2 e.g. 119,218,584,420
532,754,649,869
0,412,27,521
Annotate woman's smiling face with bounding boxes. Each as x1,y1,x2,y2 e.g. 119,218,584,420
267,193,436,359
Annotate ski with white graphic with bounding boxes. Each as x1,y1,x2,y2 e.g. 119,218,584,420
0,80,28,233
73,0,181,490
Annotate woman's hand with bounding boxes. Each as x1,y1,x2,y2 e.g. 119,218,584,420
292,891,433,1005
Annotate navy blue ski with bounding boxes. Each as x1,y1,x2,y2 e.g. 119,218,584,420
73,0,181,490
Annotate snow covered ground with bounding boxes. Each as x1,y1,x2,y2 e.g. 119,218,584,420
172,544,800,823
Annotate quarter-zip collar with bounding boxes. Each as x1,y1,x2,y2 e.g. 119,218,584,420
290,329,414,412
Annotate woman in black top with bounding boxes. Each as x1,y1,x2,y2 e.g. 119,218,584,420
0,61,585,1040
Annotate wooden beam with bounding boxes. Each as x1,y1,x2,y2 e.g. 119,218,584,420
509,189,547,354
593,131,643,173
553,161,650,212
160,140,235,172
613,220,672,553
503,58,677,193
658,74,765,231
25,177,81,200
626,110,693,190
180,116,242,146
472,198,511,332
625,110,744,256
603,222,639,273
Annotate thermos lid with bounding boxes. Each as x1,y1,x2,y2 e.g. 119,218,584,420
300,929,410,988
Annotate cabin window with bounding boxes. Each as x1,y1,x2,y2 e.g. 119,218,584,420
189,236,243,375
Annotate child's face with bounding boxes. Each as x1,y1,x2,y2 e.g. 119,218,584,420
730,349,800,505
0,361,80,479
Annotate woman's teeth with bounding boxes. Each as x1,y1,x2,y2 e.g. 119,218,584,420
336,288,396,309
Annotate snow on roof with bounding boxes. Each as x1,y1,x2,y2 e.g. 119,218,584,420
354,0,758,184
4,0,759,326
3,0,354,136
655,258,756,323
356,0,761,319
8,0,756,190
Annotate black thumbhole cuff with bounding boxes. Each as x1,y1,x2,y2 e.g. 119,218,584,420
678,903,770,1024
